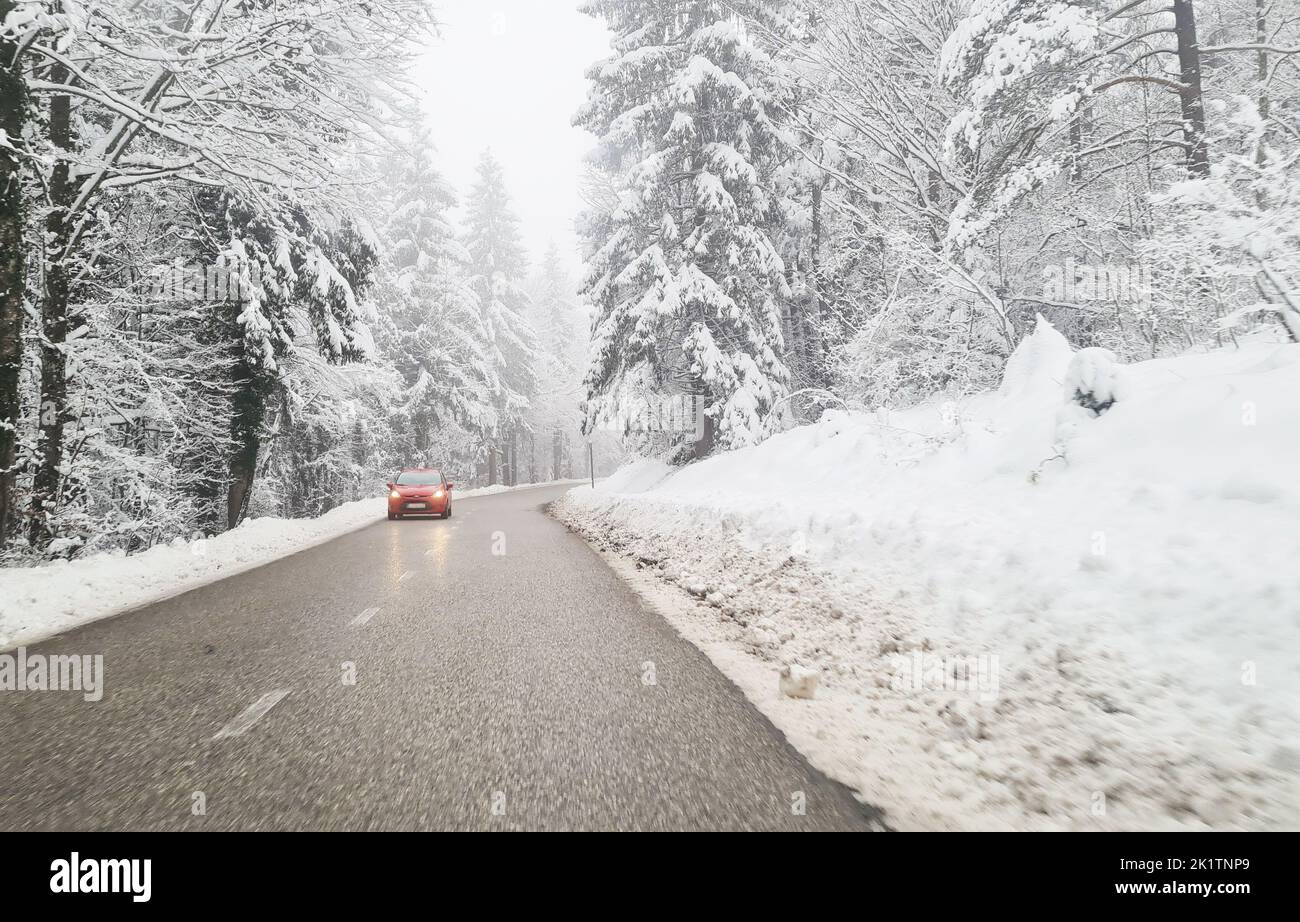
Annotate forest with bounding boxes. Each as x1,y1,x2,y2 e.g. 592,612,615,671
1,0,1296,563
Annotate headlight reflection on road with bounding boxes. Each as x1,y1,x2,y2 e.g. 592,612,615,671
387,528,405,584
424,526,451,571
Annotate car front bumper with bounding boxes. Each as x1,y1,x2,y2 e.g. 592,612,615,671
389,497,450,516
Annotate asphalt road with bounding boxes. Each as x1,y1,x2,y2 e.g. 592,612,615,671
0,484,882,831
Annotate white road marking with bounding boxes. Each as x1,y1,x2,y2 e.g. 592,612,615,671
350,606,381,627
211,690,291,741
399,571,413,583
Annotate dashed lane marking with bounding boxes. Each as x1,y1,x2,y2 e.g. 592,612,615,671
350,606,381,627
211,690,291,741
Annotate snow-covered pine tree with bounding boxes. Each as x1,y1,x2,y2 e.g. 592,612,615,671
463,151,540,484
530,243,585,480
537,244,579,361
576,0,794,457
373,121,497,473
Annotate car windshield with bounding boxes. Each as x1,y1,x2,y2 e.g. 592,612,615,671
395,471,443,486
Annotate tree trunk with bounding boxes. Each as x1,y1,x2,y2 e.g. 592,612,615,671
1173,0,1210,177
925,168,943,245
806,179,831,395
28,67,74,547
1255,0,1269,125
488,443,499,485
226,360,269,530
413,409,430,459
552,431,563,481
1069,117,1085,183
1254,0,1270,205
0,0,26,543
693,401,715,461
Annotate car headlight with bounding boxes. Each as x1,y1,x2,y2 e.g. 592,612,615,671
390,490,401,499
434,490,445,498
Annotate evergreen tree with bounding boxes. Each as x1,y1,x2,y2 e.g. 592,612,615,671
374,123,497,471
576,0,795,456
538,243,579,359
463,151,540,483
530,243,585,480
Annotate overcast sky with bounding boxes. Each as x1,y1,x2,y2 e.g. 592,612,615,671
415,1,612,279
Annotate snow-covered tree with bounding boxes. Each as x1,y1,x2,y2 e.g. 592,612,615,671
463,150,539,483
0,0,25,543
576,0,794,457
14,0,434,545
373,121,497,474
1,0,1293,563
527,243,586,480
2,0,435,552
761,0,1300,411
1148,95,1300,341
938,0,1223,255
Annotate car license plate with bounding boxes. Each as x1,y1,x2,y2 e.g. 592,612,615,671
407,502,427,509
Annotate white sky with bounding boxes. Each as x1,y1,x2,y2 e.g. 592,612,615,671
415,1,612,279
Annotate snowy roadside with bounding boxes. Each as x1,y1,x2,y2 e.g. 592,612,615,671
553,323,1300,831
0,480,580,651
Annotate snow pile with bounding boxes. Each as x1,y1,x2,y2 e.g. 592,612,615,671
554,319,1300,830
1,480,576,650
1063,347,1123,415
597,457,675,494
779,664,820,700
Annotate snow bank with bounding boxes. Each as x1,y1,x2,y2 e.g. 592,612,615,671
597,457,675,493
556,321,1300,830
1,480,577,650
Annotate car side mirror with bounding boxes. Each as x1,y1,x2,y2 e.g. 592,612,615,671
386,482,395,491
445,482,454,490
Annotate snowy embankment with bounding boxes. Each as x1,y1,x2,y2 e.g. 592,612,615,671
554,321,1300,830
0,480,576,650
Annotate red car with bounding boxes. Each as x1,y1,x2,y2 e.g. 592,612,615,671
387,468,454,520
